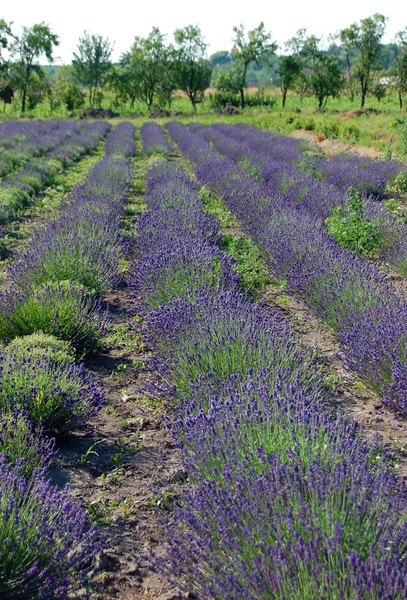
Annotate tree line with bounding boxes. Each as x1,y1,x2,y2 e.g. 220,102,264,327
1,14,407,113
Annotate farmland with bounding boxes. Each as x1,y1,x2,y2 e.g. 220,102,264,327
1,115,407,600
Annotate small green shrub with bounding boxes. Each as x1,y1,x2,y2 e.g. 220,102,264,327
341,124,361,143
0,187,29,212
297,156,324,181
325,187,384,256
390,170,407,193
303,118,316,131
19,175,42,193
0,349,105,432
320,121,340,139
6,333,75,366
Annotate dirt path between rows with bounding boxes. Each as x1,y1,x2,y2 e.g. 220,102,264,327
50,285,182,599
291,129,384,158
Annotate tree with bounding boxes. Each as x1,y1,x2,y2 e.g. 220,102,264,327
53,65,85,112
10,23,59,112
339,14,387,108
209,50,233,66
285,31,342,107
232,22,277,108
300,36,342,107
120,27,172,109
72,32,113,107
278,55,301,107
173,25,212,112
0,19,14,111
0,19,13,74
393,28,407,109
109,66,137,111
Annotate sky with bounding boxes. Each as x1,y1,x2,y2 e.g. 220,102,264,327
2,0,406,64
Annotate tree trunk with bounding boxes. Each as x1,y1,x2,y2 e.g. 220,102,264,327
282,89,287,108
239,87,245,109
21,85,27,113
399,91,403,109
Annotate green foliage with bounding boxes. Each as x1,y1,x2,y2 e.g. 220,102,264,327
393,28,407,109
72,31,113,107
6,333,75,366
320,121,340,138
325,187,384,256
232,22,277,108
339,14,387,108
119,27,173,110
220,234,271,295
0,280,107,354
0,353,98,432
173,25,213,111
397,117,407,156
391,170,407,192
10,22,59,112
0,411,53,476
278,55,301,107
341,124,361,143
0,187,29,212
0,19,13,71
286,31,342,108
53,65,85,112
245,86,277,108
297,155,324,180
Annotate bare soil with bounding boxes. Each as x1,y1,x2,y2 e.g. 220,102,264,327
291,129,383,158
48,287,183,599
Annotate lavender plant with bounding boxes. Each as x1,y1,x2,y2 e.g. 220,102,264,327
5,332,75,366
0,457,102,599
0,408,57,477
140,122,171,156
0,346,105,432
0,280,109,354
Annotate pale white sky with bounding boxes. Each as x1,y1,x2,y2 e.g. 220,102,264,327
2,0,405,64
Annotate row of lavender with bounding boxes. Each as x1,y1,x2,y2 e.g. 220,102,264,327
0,123,136,597
0,119,66,178
130,127,407,598
212,122,406,197
168,122,407,417
0,120,110,259
190,122,407,277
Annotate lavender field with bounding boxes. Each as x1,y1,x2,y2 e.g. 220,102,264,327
1,118,407,599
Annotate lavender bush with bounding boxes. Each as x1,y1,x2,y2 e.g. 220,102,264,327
0,346,105,432
140,122,171,156
0,456,102,599
0,280,109,354
0,408,57,477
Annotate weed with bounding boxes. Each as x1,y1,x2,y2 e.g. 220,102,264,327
325,187,384,256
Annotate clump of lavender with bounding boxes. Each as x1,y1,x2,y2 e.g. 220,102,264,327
0,408,57,477
145,289,319,401
0,280,109,354
0,346,105,432
141,122,171,156
0,456,103,598
160,371,407,599
160,449,407,600
10,210,124,295
129,237,237,308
